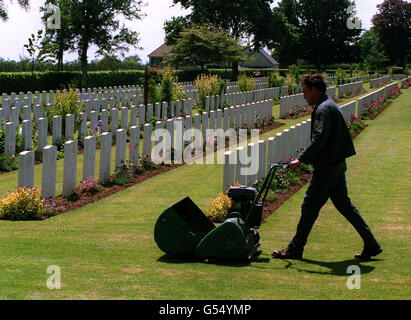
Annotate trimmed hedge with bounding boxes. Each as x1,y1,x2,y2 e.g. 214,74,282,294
175,68,278,82
2,66,378,95
1,68,275,94
0,71,145,95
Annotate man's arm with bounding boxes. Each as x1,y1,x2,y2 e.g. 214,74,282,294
298,108,331,165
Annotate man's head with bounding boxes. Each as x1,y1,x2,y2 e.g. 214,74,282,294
302,75,327,106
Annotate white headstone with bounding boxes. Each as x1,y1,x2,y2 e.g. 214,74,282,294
18,151,34,188
42,145,57,199
99,132,112,185
83,136,96,181
63,140,77,198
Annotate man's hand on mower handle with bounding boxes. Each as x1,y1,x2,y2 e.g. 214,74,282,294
289,159,300,171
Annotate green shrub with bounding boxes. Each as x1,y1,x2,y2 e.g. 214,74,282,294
238,74,255,92
111,162,131,186
47,88,82,138
143,67,162,104
269,167,302,193
195,74,223,108
0,153,19,172
160,76,174,106
289,64,300,83
268,72,285,88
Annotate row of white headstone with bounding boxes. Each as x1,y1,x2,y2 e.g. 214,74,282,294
370,75,391,88
222,120,311,189
279,87,336,118
0,81,295,129
338,81,363,98
222,99,364,190
0,86,289,156
357,82,398,116
17,129,133,199
15,99,274,198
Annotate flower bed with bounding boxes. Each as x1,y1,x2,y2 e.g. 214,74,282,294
361,87,401,120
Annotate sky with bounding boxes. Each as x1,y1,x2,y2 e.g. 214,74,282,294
0,0,390,64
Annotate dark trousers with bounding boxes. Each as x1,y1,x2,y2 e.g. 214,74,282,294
288,161,378,253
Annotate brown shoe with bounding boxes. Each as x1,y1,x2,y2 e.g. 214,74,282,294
272,247,302,260
355,243,383,259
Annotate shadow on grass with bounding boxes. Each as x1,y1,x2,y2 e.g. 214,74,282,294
277,258,382,276
157,251,270,267
157,254,381,276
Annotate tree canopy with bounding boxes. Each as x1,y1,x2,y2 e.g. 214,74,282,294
167,0,283,79
0,0,29,21
165,24,244,73
172,0,279,47
40,0,144,84
272,0,362,69
372,0,411,67
356,29,389,71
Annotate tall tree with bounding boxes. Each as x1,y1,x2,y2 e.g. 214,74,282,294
271,2,300,66
168,0,282,79
356,29,389,71
299,0,361,69
0,0,29,21
44,1,144,84
372,0,411,67
165,24,244,73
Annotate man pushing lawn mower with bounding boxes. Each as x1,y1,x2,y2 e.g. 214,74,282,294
272,74,383,261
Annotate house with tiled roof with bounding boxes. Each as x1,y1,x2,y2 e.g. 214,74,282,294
147,44,279,69
148,44,172,66
241,48,279,69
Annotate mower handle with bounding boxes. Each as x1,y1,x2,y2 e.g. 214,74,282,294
269,161,291,168
244,161,291,228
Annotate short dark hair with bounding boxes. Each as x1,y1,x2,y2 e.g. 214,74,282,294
302,74,327,93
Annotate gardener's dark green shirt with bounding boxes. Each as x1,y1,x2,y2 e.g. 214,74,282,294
298,94,356,168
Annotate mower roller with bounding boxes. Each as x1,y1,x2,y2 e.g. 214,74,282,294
154,162,290,262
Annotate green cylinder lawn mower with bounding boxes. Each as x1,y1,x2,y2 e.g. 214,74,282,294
154,162,290,262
